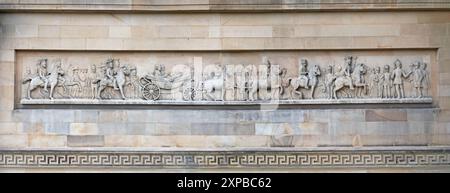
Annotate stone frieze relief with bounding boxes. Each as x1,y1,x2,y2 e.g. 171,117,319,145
18,52,433,105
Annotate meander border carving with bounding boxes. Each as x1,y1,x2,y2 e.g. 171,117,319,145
1,149,449,168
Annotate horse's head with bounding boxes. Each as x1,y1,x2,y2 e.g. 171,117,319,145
50,61,65,76
121,65,130,75
310,65,321,76
353,63,365,74
38,58,48,68
360,63,367,74
112,58,121,68
326,65,333,74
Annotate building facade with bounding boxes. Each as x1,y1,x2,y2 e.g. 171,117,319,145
1,0,450,172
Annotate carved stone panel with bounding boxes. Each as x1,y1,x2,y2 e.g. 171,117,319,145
15,50,435,105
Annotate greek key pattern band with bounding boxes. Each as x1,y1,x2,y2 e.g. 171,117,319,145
1,150,449,168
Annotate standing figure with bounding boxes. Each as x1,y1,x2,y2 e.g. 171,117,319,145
257,63,269,100
224,65,236,101
351,63,367,98
421,62,430,96
381,65,392,98
269,64,282,100
37,59,49,92
279,68,289,100
67,67,83,98
127,67,140,99
411,61,425,98
235,65,246,101
88,64,100,99
247,65,258,101
371,66,383,98
324,65,336,99
390,59,412,99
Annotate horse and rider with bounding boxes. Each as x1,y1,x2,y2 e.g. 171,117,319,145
22,59,67,100
287,58,321,99
324,56,368,99
94,58,130,100
23,59,86,100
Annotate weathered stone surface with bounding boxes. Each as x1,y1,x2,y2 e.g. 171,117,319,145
109,26,131,38
28,135,66,147
98,123,146,135
365,110,407,122
0,122,21,135
70,123,99,135
407,109,437,121
44,122,70,135
104,135,141,147
191,123,254,135
0,62,14,86
67,135,104,147
0,111,12,122
0,135,28,148
365,122,409,136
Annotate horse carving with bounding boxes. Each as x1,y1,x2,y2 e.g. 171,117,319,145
22,60,65,100
288,64,321,99
95,59,130,100
333,63,368,99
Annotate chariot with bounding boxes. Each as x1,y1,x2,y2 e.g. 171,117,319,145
139,72,197,101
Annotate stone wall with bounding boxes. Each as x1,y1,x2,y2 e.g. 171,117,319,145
1,1,450,171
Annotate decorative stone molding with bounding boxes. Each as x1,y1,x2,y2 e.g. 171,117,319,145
1,148,449,168
1,0,449,12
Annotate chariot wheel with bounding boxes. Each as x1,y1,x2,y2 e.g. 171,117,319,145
182,87,196,101
142,83,160,100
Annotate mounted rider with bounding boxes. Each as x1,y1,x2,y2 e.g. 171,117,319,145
37,58,49,92
55,61,66,85
298,58,309,89
343,56,355,90
105,58,119,90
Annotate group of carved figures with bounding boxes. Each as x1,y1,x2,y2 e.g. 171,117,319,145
22,56,430,101
22,58,138,100
321,56,430,99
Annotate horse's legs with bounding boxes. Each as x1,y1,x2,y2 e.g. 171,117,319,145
333,86,340,99
330,87,334,99
49,84,55,100
91,85,96,99
118,85,126,100
220,86,225,101
310,85,315,99
97,86,103,99
205,88,214,101
296,90,303,99
27,85,34,99
290,85,298,100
